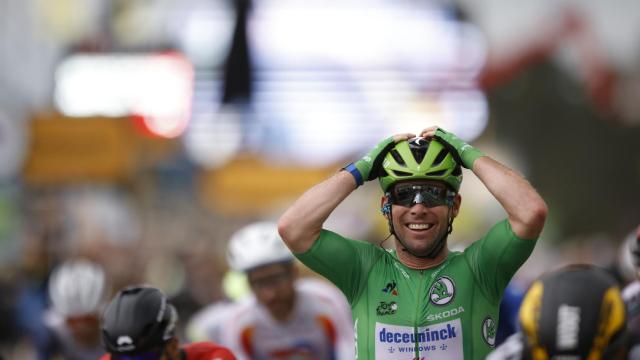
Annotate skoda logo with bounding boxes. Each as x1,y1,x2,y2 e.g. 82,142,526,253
429,276,455,306
482,316,497,347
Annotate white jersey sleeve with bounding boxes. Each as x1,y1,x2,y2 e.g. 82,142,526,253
186,299,250,343
295,277,355,360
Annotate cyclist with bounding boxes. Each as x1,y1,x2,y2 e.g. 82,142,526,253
622,225,640,357
188,221,355,360
488,264,627,359
278,126,548,359
40,259,107,360
100,285,236,360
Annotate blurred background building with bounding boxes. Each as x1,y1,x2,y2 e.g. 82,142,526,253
0,0,639,357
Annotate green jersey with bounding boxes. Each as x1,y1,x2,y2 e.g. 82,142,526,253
295,219,536,360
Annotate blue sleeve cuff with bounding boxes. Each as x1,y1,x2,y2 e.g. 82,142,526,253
343,163,364,187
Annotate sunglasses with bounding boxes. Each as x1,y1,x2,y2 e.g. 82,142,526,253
389,182,455,208
249,271,292,290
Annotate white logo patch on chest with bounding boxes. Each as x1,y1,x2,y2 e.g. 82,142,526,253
429,276,455,306
482,316,497,347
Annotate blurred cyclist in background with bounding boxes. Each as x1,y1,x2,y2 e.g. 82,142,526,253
40,259,107,360
188,221,354,360
622,224,640,358
488,264,627,359
101,285,235,360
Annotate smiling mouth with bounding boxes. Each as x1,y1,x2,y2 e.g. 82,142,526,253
406,223,434,231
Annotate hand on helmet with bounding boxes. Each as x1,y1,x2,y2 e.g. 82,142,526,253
345,133,414,187
421,126,485,169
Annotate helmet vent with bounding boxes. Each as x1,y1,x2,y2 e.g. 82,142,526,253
425,169,446,177
392,170,412,177
432,149,448,166
389,150,406,166
408,137,429,163
410,146,427,163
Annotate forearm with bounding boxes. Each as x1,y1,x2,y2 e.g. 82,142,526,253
278,170,356,253
472,156,548,239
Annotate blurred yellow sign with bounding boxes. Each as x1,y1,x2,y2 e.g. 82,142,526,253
23,114,137,184
199,156,336,215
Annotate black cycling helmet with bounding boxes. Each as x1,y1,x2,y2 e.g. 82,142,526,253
102,286,178,355
519,264,627,359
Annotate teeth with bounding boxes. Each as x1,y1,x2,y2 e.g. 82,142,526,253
408,223,432,230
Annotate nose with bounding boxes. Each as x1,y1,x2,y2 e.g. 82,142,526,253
409,202,429,215
257,285,279,302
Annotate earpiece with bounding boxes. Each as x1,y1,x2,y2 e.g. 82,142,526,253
445,191,455,207
446,196,454,207
381,201,391,216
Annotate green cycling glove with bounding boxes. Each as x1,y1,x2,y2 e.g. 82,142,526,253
344,137,396,187
434,128,486,169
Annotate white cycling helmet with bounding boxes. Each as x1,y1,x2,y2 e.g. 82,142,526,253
227,221,294,272
48,259,107,316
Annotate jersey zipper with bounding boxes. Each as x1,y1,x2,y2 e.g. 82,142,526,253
414,270,425,360
411,256,453,360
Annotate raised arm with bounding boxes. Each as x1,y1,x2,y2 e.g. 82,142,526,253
422,127,547,239
278,171,356,253
278,133,415,253
471,157,548,239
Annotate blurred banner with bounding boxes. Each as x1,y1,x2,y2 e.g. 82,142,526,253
23,115,136,184
22,113,177,185
198,156,335,215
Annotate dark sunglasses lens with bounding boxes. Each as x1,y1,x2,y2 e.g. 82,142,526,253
393,184,449,207
250,271,291,289
394,186,417,206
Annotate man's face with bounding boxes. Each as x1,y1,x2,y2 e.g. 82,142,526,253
248,262,296,321
385,181,460,257
159,338,180,360
65,313,101,347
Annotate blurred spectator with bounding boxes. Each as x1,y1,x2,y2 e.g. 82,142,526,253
41,259,108,360
100,285,235,360
14,204,62,359
0,274,20,355
488,264,627,359
622,225,640,358
496,281,526,346
187,221,354,360
168,247,227,340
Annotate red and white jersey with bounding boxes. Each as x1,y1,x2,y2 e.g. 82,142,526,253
188,278,355,360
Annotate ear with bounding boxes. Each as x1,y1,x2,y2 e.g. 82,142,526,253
165,337,180,358
452,194,462,218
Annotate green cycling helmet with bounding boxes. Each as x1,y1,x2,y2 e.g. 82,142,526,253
379,137,462,192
